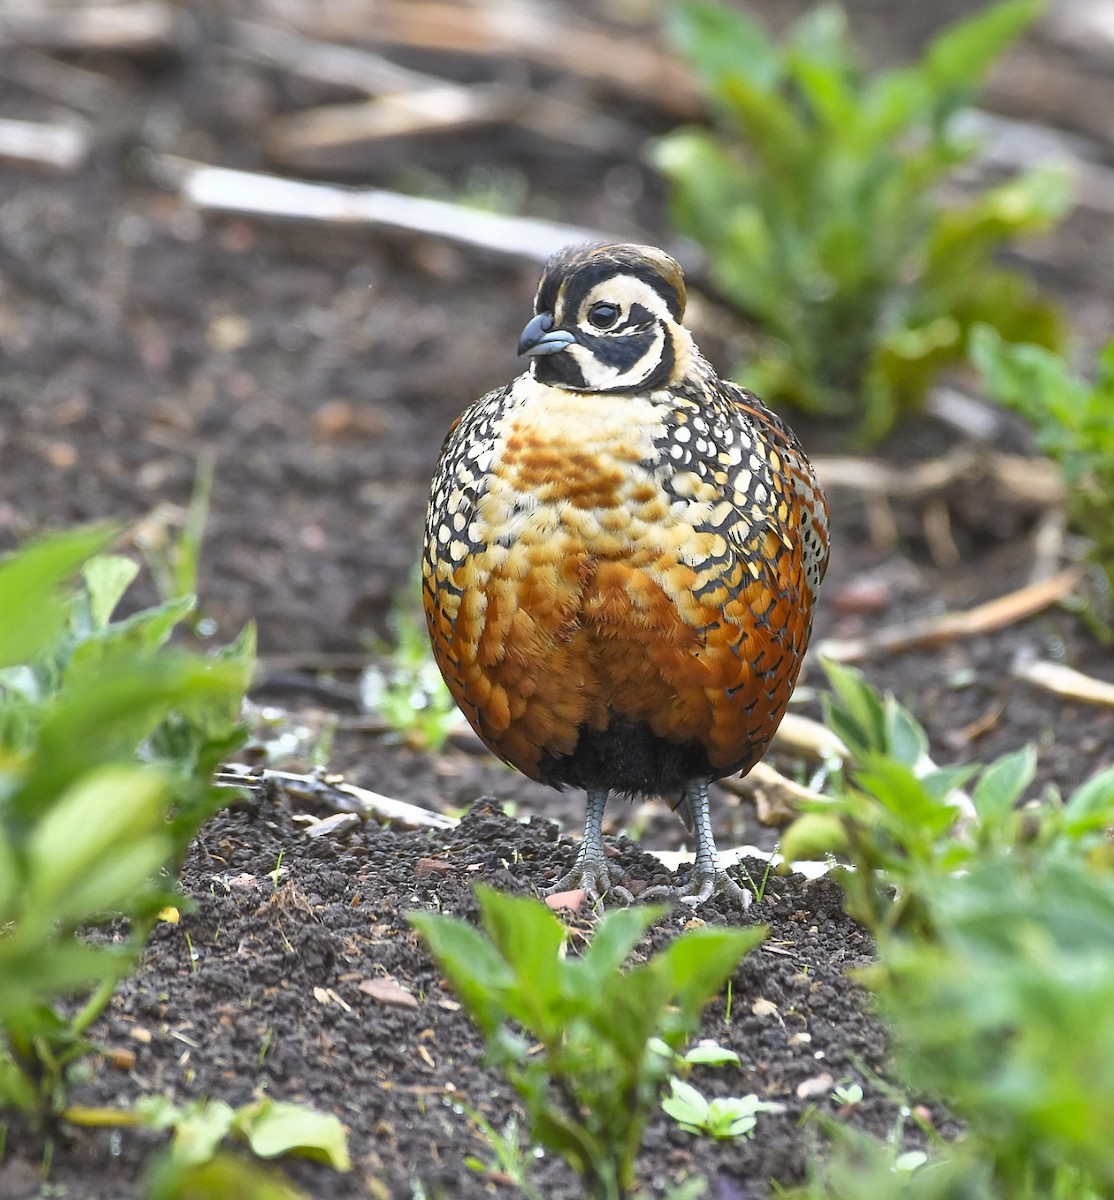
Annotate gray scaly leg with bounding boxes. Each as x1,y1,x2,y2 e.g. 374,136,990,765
546,787,629,902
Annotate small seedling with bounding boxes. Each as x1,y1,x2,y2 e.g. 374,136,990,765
662,1078,786,1140
831,1082,864,1109
736,850,777,904
411,885,763,1200
269,850,285,889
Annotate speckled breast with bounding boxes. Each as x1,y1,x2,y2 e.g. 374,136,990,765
422,374,816,794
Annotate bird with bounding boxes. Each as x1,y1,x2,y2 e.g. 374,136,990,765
422,242,829,906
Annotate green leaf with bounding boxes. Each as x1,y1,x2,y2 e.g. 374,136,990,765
475,886,567,1034
408,910,515,1040
234,1098,351,1171
924,0,1044,98
146,1148,311,1200
79,555,141,632
666,1,780,96
1062,765,1114,836
575,905,662,990
653,926,765,1029
0,527,114,669
24,765,170,915
168,1099,237,1169
973,746,1037,821
682,1041,741,1067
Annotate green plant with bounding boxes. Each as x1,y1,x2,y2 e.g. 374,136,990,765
128,1094,348,1199
0,528,253,1124
779,658,1114,1198
662,1078,785,1140
972,325,1114,601
410,885,764,1200
876,852,1114,1196
657,0,1070,442
781,661,1114,937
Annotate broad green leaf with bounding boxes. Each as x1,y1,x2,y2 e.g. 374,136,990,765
1063,764,1114,836
666,1,780,95
973,746,1037,821
234,1098,351,1170
575,905,662,990
408,910,514,1038
654,926,765,1027
779,812,849,862
924,0,1043,97
821,660,888,759
25,765,170,912
885,697,929,767
16,657,247,819
476,886,566,1032
80,555,140,631
0,527,114,669
146,1150,310,1200
168,1099,237,1169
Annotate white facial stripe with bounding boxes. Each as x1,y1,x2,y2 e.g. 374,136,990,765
565,326,667,389
579,275,674,326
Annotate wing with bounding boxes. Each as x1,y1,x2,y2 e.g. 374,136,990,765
722,381,830,606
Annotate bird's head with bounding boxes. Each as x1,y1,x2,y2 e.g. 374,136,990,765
518,242,695,393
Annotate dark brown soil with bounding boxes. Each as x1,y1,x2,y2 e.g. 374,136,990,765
2,3,1114,1198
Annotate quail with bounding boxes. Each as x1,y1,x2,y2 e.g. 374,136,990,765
423,243,829,906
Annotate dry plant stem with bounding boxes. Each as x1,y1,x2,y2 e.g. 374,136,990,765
216,764,458,830
262,85,519,164
0,117,89,172
819,568,1082,664
812,447,1065,506
0,2,185,54
1014,659,1114,708
720,761,830,827
231,19,447,95
0,49,116,112
770,712,852,763
279,0,701,117
149,154,608,262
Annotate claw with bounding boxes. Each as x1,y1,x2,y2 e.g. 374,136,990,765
640,867,752,909
546,851,632,905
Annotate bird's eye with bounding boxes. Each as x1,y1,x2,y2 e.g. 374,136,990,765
587,302,620,330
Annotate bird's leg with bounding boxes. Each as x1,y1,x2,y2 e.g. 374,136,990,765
546,787,631,903
645,781,751,908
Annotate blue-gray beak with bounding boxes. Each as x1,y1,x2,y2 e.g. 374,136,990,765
518,312,576,357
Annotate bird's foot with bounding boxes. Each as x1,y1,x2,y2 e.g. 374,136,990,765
641,866,752,910
545,851,634,906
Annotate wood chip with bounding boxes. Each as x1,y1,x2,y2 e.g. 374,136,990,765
795,1072,835,1100
752,998,779,1018
415,857,455,879
359,977,420,1009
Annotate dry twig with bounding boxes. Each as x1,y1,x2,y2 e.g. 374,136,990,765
819,568,1082,664
148,153,609,261
1014,658,1114,708
216,764,458,830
